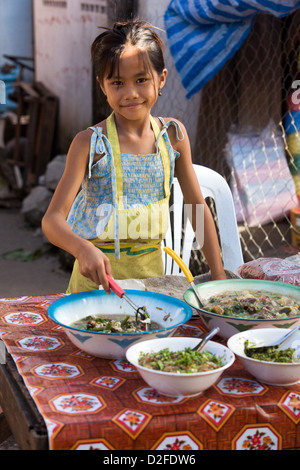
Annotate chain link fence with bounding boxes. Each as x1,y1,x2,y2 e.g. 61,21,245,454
190,12,300,273
150,10,300,274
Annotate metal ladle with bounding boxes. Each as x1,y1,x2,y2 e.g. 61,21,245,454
246,326,299,351
163,247,205,308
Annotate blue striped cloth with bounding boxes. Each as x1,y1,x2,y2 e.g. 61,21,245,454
164,0,300,98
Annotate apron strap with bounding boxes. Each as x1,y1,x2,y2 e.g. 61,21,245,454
105,113,122,258
149,115,171,199
87,126,112,179
106,113,124,207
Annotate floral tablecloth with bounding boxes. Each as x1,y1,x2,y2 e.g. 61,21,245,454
0,292,300,450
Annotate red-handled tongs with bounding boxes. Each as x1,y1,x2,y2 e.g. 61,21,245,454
106,275,151,331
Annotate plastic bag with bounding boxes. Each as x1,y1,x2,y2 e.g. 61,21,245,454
238,256,300,286
225,122,298,226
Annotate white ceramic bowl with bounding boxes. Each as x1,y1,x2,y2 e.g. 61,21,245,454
227,328,300,386
48,290,193,359
184,279,300,339
125,336,235,397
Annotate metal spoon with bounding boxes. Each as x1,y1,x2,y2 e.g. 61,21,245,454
246,327,299,351
106,275,151,331
163,247,205,308
192,327,220,351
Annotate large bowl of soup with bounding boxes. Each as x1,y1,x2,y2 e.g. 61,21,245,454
184,279,300,339
48,290,193,359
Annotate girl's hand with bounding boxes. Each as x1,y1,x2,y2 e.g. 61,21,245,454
76,240,113,293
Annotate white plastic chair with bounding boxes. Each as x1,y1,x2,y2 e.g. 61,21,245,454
163,164,244,275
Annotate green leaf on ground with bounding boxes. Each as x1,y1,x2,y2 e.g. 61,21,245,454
2,248,43,262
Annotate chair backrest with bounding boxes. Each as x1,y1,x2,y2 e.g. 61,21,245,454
163,164,244,275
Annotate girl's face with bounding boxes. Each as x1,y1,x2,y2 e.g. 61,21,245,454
100,45,167,121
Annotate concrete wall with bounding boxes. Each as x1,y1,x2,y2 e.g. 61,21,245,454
33,0,108,151
0,0,34,82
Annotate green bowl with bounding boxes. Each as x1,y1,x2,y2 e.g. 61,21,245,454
184,279,300,339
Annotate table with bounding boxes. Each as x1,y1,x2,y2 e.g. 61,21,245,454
0,274,300,450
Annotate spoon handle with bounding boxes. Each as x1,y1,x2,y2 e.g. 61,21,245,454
163,247,203,307
276,327,299,347
194,327,220,351
163,247,194,282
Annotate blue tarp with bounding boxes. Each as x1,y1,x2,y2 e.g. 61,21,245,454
164,0,300,98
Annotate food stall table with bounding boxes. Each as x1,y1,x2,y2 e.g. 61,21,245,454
0,275,300,450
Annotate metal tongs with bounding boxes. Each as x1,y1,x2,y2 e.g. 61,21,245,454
106,275,151,331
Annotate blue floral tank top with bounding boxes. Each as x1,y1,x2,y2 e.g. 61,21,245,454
67,117,183,241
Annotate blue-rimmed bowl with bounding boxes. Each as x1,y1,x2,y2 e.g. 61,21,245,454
184,279,300,340
48,290,193,359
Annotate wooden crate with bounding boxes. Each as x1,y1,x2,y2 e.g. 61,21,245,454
0,409,11,444
8,80,58,191
0,353,48,450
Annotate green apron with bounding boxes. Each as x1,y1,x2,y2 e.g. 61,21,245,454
67,113,171,293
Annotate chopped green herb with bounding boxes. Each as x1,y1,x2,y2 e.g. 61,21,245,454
244,340,295,363
139,347,224,373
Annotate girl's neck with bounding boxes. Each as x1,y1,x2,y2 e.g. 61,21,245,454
114,111,152,138
113,111,157,155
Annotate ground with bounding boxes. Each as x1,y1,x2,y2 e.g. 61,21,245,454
0,207,70,298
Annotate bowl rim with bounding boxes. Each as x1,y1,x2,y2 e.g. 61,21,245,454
227,329,300,366
47,289,193,337
126,337,235,377
184,279,300,322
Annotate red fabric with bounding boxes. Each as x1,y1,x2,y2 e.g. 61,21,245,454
0,294,300,450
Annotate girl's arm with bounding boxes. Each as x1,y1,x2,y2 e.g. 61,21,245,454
41,130,113,292
169,119,227,280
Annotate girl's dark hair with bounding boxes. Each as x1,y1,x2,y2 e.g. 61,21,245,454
91,20,165,85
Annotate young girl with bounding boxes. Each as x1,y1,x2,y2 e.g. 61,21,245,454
42,20,226,294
